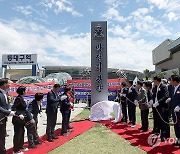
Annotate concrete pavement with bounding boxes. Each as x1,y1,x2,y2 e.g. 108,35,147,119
5,103,87,150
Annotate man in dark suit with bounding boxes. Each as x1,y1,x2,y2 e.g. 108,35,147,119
27,92,44,146
0,78,15,154
166,78,175,119
119,82,128,123
136,81,149,132
170,75,180,146
145,81,153,105
60,87,71,136
28,92,43,128
46,84,61,142
152,76,169,141
127,80,138,128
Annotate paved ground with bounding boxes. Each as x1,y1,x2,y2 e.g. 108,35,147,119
5,103,87,149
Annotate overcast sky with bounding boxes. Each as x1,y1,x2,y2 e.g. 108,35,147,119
0,0,180,72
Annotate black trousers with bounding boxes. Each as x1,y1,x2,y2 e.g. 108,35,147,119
33,115,38,130
46,110,57,138
26,123,39,146
0,120,7,154
67,110,71,128
121,101,127,122
127,101,136,125
156,107,170,139
61,112,70,134
172,112,180,140
152,107,159,133
140,109,149,131
13,124,25,152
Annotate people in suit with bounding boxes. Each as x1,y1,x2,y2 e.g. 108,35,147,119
46,84,61,142
136,81,149,132
28,92,43,129
119,82,128,123
145,81,153,105
67,87,74,130
167,78,175,119
12,86,34,154
0,78,15,154
27,92,44,148
127,80,138,127
60,87,71,136
152,76,169,141
170,75,180,147
145,81,153,130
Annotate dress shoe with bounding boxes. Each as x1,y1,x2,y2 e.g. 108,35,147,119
47,138,53,142
172,142,180,146
13,151,23,154
20,147,28,152
52,136,58,139
28,144,37,149
127,122,132,125
61,132,70,136
141,130,148,132
149,131,158,134
131,125,135,128
161,137,167,142
34,141,42,145
67,129,73,132
68,126,74,129
138,127,143,130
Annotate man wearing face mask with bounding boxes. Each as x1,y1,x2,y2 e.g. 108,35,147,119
0,78,15,154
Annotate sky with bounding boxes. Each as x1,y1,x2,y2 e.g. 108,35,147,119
0,0,180,72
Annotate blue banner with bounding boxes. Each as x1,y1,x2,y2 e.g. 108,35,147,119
21,88,118,108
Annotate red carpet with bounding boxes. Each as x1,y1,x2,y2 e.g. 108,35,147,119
7,120,96,154
101,120,180,154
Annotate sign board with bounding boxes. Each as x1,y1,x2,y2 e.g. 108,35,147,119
91,21,108,106
67,78,126,90
2,54,37,65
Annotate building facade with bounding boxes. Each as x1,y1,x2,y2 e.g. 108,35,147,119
152,37,180,77
42,66,143,80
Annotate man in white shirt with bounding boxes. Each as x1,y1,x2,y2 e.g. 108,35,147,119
171,75,180,147
152,76,169,142
0,78,15,154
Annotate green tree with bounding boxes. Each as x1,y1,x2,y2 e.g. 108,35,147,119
157,72,166,79
143,69,150,80
172,70,178,75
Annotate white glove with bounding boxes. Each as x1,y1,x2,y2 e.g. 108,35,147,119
39,113,42,117
153,102,159,108
165,98,171,103
61,95,67,101
120,94,126,97
8,111,15,116
70,102,73,106
174,106,180,112
148,100,153,107
134,100,138,106
122,94,126,97
30,119,35,124
19,114,24,120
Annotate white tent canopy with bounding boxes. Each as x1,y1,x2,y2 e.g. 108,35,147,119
90,101,123,123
